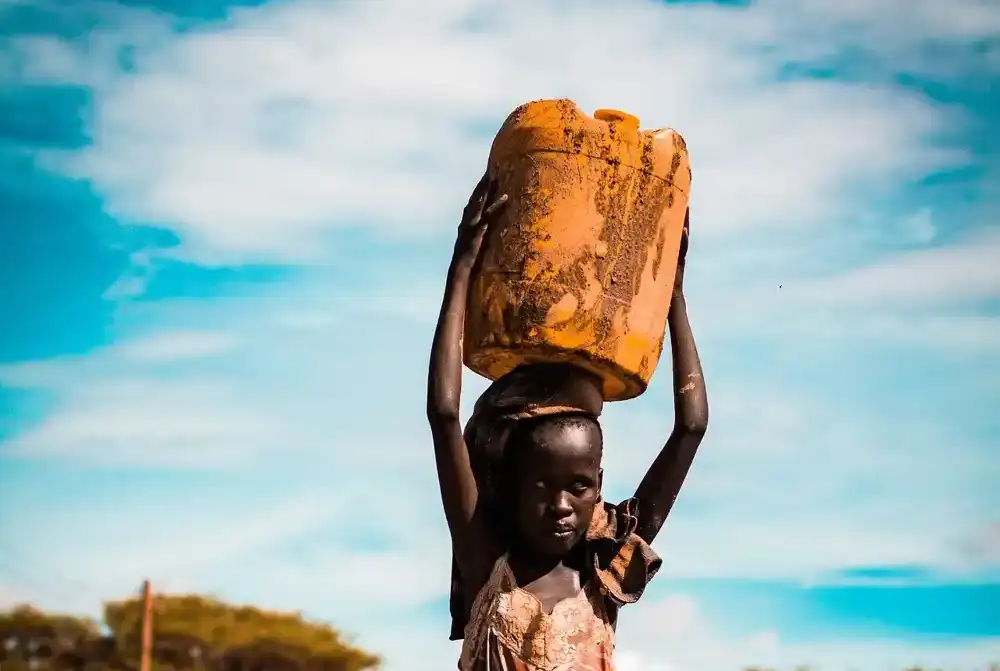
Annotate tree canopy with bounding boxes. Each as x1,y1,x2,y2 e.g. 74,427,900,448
0,594,379,671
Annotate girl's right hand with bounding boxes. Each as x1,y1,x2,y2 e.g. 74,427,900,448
673,209,690,299
453,173,508,270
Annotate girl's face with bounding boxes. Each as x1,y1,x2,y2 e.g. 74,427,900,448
508,416,603,558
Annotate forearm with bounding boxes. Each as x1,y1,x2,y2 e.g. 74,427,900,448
631,219,708,543
667,295,708,434
632,294,708,542
427,258,473,421
427,258,480,528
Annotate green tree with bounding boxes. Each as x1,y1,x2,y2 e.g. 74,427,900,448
1,595,379,671
104,593,379,671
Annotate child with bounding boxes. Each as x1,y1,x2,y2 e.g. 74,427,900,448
427,175,708,670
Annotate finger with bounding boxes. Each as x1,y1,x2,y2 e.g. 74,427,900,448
469,173,490,206
483,194,508,220
482,180,500,212
462,213,481,230
475,172,490,192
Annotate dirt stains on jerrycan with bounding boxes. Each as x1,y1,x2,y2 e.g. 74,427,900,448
464,99,692,402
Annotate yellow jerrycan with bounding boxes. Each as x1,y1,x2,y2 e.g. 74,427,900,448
463,99,691,401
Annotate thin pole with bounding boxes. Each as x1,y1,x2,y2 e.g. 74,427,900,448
139,580,153,671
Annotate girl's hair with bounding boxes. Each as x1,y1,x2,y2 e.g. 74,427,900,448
503,412,603,472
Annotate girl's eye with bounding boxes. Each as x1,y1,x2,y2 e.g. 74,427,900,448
571,481,590,494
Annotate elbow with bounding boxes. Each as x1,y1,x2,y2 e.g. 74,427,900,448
679,421,708,441
427,406,463,439
676,409,709,440
426,398,461,426
426,377,461,425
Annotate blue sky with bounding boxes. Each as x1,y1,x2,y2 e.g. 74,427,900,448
1,0,998,669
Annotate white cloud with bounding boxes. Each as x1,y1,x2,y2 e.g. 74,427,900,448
5,0,977,263
1,375,286,467
790,227,1000,305
102,249,157,300
116,330,236,361
679,226,1000,352
613,592,1000,671
0,490,346,616
617,610,1000,671
961,523,1000,566
751,0,1000,67
904,208,937,245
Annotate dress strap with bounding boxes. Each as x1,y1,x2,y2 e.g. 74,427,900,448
497,553,517,588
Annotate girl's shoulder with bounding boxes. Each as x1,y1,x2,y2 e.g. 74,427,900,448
586,498,663,607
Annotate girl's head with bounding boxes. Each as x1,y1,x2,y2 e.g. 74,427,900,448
464,362,605,559
502,412,603,557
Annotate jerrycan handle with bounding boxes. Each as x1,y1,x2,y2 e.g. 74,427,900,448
594,109,640,129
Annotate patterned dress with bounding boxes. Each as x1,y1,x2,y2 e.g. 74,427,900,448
459,554,616,671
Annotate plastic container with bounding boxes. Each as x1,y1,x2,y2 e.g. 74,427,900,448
463,99,691,401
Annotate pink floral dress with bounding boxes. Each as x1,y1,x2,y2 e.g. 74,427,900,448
459,553,616,671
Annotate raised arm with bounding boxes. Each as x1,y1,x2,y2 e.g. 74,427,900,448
427,174,507,581
633,210,709,545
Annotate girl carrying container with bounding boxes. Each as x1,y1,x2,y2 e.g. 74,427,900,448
427,169,708,671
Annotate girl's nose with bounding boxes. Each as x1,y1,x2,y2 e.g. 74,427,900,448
551,492,573,516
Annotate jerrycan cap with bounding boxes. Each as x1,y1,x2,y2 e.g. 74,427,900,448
594,109,640,128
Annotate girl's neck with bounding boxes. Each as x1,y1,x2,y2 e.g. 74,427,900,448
507,540,588,580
